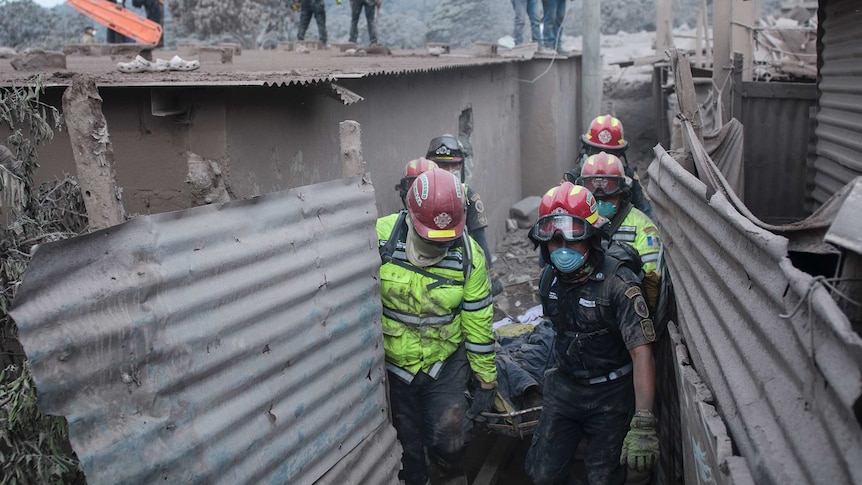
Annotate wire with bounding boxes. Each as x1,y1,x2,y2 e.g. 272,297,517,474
517,3,570,84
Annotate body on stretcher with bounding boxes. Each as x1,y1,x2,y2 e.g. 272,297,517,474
479,315,554,439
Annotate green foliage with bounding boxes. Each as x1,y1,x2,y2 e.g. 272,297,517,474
0,362,83,484
0,76,87,485
0,1,92,50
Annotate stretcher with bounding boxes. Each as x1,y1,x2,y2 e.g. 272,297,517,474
67,0,163,45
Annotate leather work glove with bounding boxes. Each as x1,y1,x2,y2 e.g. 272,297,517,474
466,383,497,422
620,410,660,473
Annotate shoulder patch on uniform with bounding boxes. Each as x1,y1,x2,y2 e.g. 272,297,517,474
643,226,658,235
641,318,656,342
634,295,650,318
646,235,659,247
624,286,642,299
474,199,485,213
471,193,481,202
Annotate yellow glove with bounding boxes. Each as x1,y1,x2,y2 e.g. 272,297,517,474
620,411,660,473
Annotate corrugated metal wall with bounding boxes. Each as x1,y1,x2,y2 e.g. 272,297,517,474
740,82,817,223
10,176,402,485
648,143,862,484
814,0,862,206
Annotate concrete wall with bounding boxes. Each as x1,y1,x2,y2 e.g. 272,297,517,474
519,58,582,199
27,57,582,251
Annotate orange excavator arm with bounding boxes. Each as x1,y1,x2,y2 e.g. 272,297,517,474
67,0,162,45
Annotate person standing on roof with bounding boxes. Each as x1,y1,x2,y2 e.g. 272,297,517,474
132,0,164,47
348,0,380,46
539,0,567,54
576,151,662,308
570,114,656,221
511,0,540,46
296,0,329,48
378,167,496,485
524,182,659,485
106,0,128,44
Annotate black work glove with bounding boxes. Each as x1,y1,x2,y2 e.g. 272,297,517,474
466,386,496,422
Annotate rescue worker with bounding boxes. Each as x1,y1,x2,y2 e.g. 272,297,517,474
577,151,662,308
395,157,438,208
524,182,659,485
426,134,502,295
377,168,496,485
567,114,656,221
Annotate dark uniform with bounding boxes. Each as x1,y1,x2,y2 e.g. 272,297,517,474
464,185,492,269
525,251,655,485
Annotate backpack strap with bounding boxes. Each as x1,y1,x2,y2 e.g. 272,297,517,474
538,264,555,316
605,200,633,237
379,210,408,264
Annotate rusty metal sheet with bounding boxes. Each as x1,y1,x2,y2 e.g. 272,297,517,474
648,143,862,485
10,175,401,485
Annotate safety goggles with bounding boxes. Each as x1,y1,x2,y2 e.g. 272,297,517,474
577,175,626,196
529,214,595,242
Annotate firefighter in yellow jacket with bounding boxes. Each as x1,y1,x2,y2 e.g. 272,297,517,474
377,167,496,485
575,151,662,308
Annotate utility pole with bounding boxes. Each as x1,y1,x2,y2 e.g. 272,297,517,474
581,0,602,133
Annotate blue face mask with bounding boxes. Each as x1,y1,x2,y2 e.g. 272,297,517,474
549,247,586,273
597,200,618,219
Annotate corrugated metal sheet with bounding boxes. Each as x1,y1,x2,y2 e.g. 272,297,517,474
665,322,755,485
814,0,862,206
740,82,817,223
9,175,402,485
648,142,862,484
0,49,529,89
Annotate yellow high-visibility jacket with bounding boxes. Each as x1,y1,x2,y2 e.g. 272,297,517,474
377,212,496,384
612,206,661,273
611,205,662,307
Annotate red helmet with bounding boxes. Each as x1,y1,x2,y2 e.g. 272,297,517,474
581,114,627,151
396,158,438,204
538,182,601,223
530,182,603,246
578,151,630,197
406,168,466,242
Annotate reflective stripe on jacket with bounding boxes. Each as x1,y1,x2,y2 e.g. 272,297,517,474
611,206,661,273
377,213,496,384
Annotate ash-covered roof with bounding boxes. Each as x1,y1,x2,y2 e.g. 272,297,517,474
0,46,531,88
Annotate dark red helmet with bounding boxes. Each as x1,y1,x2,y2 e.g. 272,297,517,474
406,168,466,242
581,114,628,151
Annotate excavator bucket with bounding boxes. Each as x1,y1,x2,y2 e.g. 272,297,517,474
67,0,162,45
